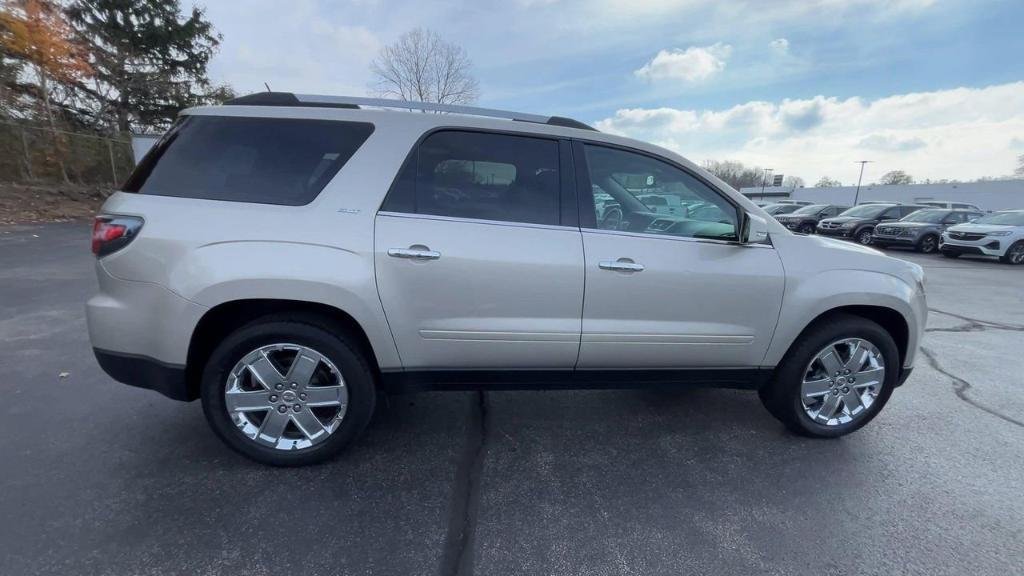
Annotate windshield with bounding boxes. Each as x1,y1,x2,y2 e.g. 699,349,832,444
900,209,947,223
973,211,1024,226
764,204,799,214
792,204,826,215
840,204,890,218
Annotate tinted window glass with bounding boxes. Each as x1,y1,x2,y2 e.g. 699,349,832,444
582,144,738,241
124,116,373,205
384,131,560,225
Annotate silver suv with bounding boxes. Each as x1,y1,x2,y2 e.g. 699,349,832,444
87,93,927,466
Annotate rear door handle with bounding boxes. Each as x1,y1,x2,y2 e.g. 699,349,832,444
388,247,441,260
599,259,644,272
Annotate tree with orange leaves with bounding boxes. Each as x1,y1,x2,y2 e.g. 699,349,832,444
0,0,92,181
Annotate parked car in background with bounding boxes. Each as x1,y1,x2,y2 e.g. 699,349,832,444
763,203,804,215
940,209,1024,264
86,92,928,465
872,209,983,253
636,193,687,217
818,204,928,245
773,204,849,234
919,200,982,211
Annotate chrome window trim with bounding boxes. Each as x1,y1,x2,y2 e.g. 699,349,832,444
582,227,775,249
376,210,580,233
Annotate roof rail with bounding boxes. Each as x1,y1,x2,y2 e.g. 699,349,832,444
223,92,597,131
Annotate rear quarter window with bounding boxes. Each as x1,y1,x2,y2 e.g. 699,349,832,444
123,116,374,206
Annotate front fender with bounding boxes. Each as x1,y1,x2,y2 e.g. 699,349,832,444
763,268,924,369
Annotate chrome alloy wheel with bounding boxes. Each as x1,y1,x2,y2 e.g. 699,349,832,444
1008,243,1024,264
225,343,348,451
800,338,885,426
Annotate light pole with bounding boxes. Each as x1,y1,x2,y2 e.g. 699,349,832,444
760,168,773,200
853,161,872,205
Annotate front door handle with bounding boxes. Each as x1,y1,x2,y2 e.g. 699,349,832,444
388,247,441,260
599,258,644,272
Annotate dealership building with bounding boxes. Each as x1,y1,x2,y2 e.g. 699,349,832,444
740,179,1024,212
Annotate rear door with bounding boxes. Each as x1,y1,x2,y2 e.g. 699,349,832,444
573,142,785,370
374,130,584,370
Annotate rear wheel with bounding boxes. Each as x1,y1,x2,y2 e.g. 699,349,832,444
200,316,376,466
1000,241,1024,265
759,314,897,438
916,234,939,254
856,228,873,245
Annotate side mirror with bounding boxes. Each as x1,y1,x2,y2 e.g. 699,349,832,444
742,212,770,244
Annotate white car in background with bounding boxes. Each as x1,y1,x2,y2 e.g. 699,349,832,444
940,210,1024,264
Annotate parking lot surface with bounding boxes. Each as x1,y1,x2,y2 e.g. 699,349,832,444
2,222,1022,576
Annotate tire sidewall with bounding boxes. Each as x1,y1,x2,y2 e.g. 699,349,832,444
768,315,899,438
856,228,873,245
918,234,938,253
200,319,376,466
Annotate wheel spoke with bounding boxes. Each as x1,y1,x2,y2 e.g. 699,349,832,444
226,389,272,412
291,410,327,440
818,346,845,376
303,384,346,407
843,390,863,413
257,410,290,443
248,352,284,390
286,352,319,387
844,343,868,372
803,378,832,399
853,367,884,388
817,394,842,422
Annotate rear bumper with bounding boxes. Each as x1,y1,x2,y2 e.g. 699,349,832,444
93,348,193,401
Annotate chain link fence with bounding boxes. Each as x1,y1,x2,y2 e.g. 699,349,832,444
0,120,136,187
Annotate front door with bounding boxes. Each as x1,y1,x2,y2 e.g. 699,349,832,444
574,142,785,369
374,130,584,370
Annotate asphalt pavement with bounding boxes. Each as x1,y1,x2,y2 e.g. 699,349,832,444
1,221,1022,576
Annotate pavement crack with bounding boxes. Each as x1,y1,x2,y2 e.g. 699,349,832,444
920,346,1024,429
439,391,488,576
927,308,1024,333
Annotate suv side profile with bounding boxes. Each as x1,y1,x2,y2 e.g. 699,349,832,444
873,209,983,253
87,93,927,466
772,204,849,234
818,203,927,245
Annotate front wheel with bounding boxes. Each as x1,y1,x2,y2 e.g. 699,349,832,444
759,313,898,438
200,316,377,466
798,223,815,235
856,228,874,245
916,234,938,254
1000,241,1024,265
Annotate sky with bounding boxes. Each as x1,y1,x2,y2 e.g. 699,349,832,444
201,0,1024,185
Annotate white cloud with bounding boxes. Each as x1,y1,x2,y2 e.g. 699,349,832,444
634,43,732,83
595,82,1024,183
770,38,789,55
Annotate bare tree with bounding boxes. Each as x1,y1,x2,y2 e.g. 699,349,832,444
878,170,914,185
370,28,479,105
782,175,804,189
815,176,841,187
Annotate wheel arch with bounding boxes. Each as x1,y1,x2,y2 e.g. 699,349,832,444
185,299,385,400
794,306,909,368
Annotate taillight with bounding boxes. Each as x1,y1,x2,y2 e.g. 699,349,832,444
91,215,143,257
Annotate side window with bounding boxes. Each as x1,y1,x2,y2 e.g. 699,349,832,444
581,144,738,241
882,207,902,219
899,206,919,218
383,130,560,226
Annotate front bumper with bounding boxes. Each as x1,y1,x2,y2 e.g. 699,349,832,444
817,226,855,238
872,233,918,246
939,236,1004,257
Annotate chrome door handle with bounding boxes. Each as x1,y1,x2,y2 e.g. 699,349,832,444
388,247,441,260
599,259,644,272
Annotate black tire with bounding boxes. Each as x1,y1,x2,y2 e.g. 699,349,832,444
758,313,898,438
855,228,873,245
916,234,939,254
941,250,960,259
798,223,815,235
200,315,376,466
999,240,1024,265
